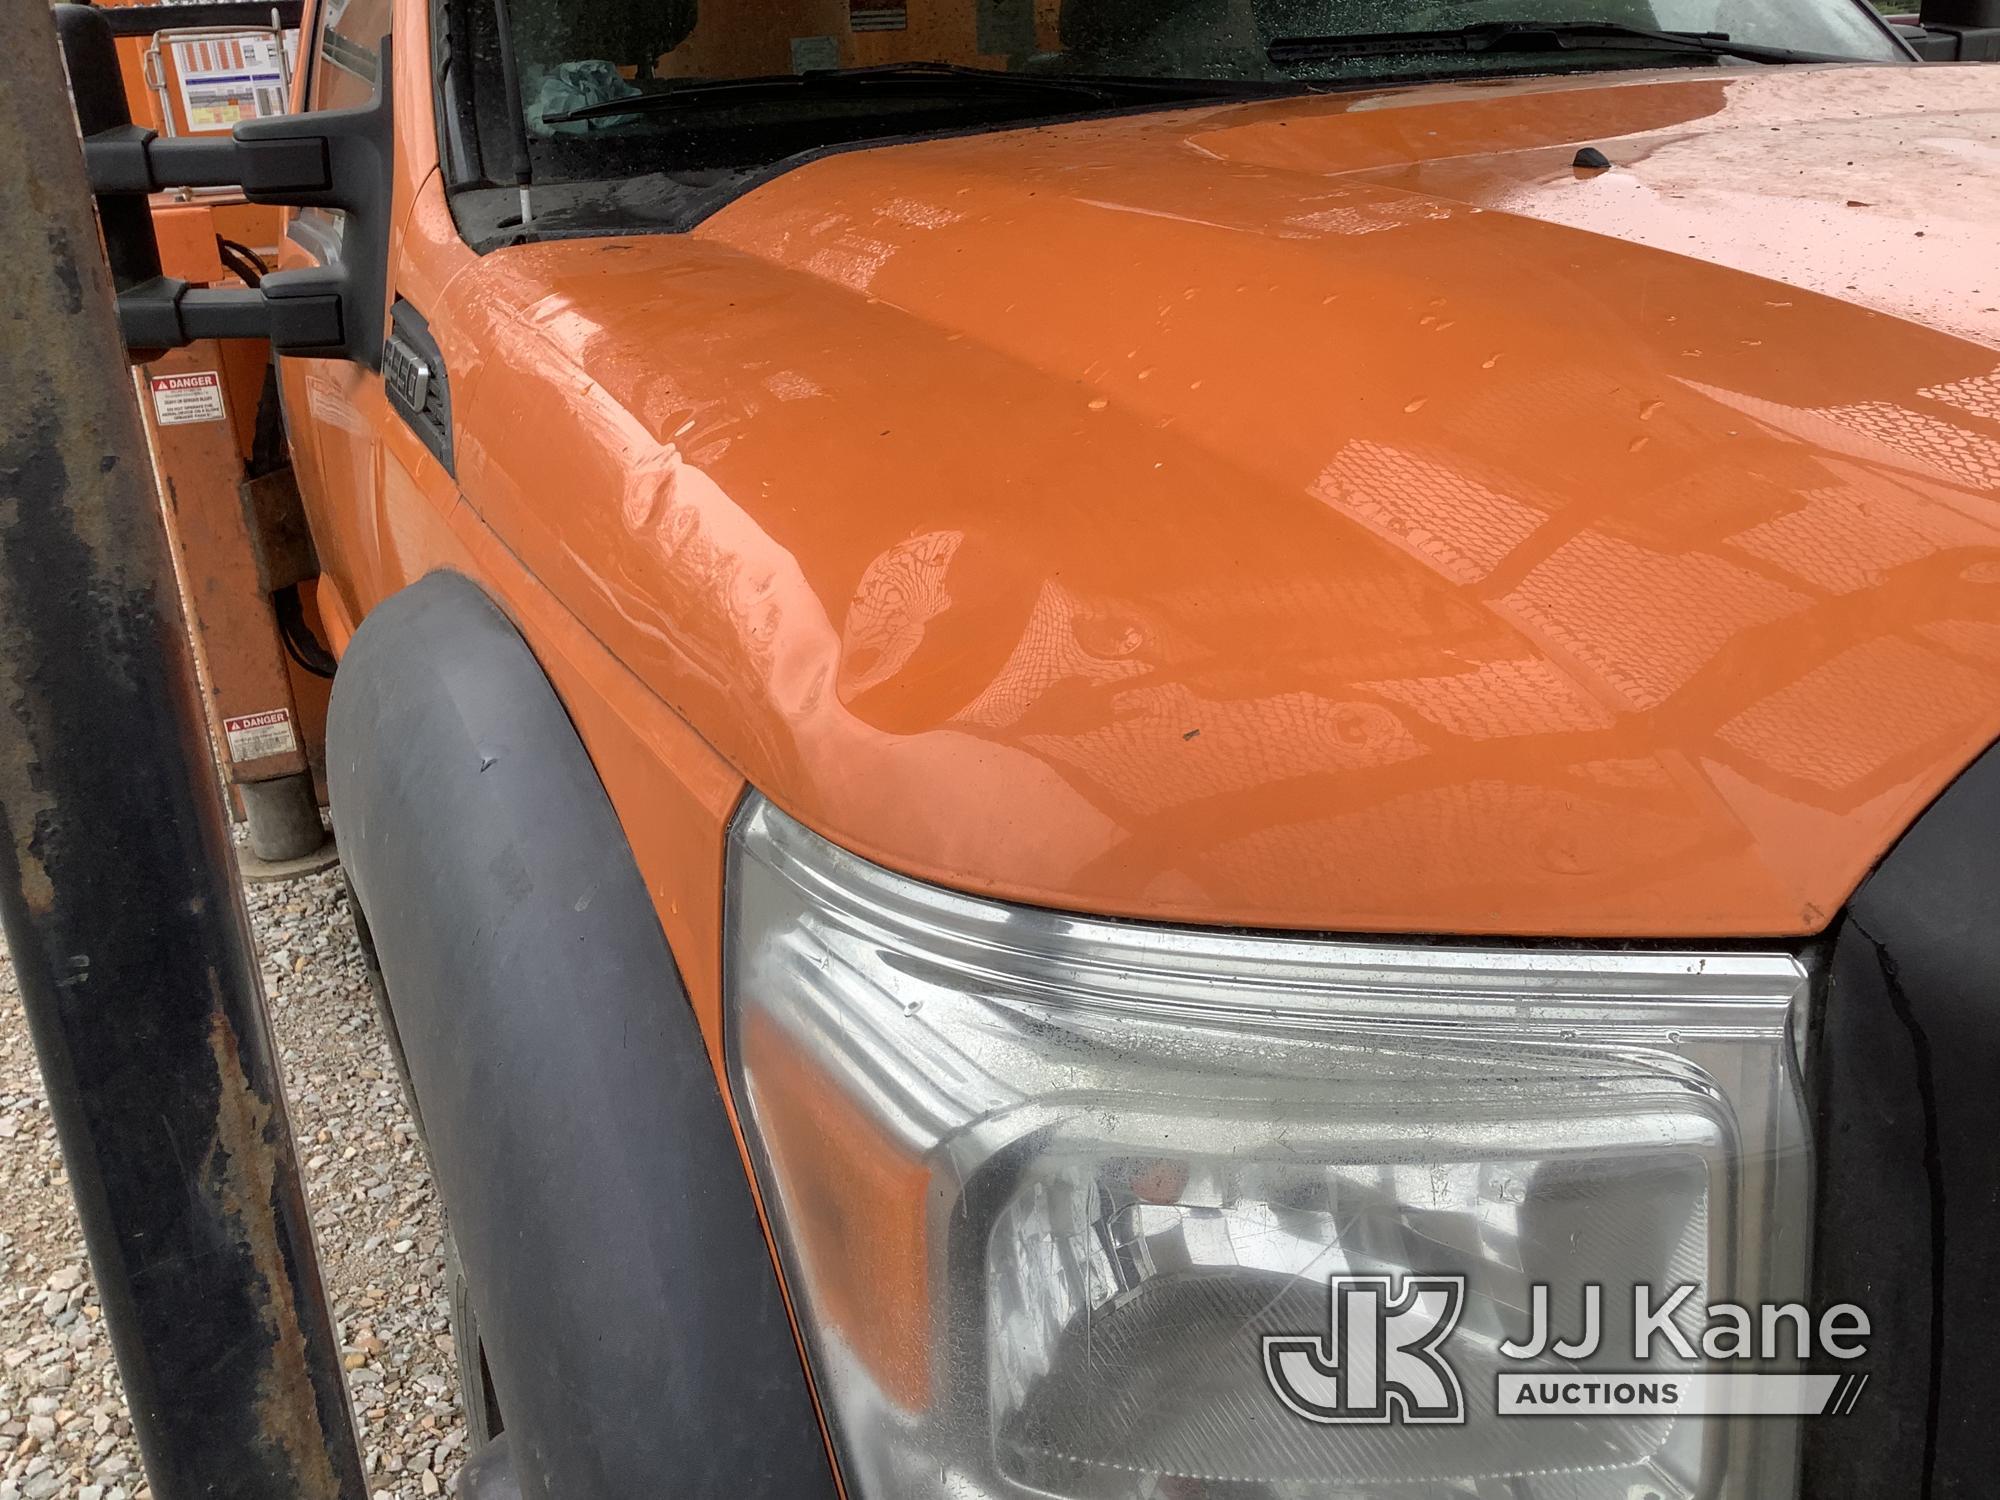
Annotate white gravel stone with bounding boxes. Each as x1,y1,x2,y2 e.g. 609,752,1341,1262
0,866,467,1498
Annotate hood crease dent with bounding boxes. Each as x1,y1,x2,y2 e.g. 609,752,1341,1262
450,62,2000,937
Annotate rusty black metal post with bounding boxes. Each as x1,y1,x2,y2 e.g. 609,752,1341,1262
0,9,369,1499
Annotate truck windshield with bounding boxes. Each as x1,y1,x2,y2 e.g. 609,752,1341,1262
447,0,1902,231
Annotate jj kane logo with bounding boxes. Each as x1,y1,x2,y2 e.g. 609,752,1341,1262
1263,1275,1468,1424
1263,1274,1872,1426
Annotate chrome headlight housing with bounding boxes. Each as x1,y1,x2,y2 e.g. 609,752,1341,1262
725,795,1811,1500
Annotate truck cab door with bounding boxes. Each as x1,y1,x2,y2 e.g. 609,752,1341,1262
275,0,399,637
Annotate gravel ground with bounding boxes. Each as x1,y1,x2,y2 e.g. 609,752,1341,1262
0,867,467,1500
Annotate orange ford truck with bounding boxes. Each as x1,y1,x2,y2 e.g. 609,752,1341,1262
62,0,2000,1496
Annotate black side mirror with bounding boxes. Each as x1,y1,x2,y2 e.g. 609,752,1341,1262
1921,0,2000,21
53,4,394,366
1909,0,2000,60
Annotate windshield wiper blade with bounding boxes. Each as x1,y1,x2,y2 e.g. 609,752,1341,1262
541,64,1195,126
814,61,1248,92
1269,21,1858,69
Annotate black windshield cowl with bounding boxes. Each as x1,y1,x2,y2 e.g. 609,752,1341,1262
541,63,1281,128
1268,21,1867,70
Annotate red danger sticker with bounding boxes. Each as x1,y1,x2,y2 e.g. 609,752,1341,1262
850,0,907,31
149,370,226,426
222,708,297,763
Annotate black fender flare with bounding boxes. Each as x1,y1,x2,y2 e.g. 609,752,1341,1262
328,571,836,1500
1805,736,2000,1499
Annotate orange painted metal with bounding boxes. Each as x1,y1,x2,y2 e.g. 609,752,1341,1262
150,201,231,287
109,35,162,136
286,10,2000,975
141,343,311,787
263,19,2000,1485
381,64,2000,946
94,4,330,800
140,311,332,796
151,201,290,291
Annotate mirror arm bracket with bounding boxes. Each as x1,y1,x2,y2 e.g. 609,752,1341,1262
118,277,346,357
54,3,393,367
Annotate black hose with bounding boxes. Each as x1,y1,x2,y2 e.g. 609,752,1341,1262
214,235,267,287
274,584,338,678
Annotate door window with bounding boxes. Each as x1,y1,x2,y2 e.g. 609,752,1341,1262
310,0,392,110
296,0,393,261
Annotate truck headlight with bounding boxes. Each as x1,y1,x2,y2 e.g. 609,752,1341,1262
725,795,1812,1500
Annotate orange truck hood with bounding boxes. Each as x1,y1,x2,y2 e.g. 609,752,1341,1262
448,61,2000,938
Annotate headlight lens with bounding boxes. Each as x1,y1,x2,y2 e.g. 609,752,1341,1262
726,795,1811,1500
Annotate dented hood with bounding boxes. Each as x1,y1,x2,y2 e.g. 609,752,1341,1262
450,62,2000,937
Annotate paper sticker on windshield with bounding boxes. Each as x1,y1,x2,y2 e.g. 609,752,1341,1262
851,0,908,32
791,35,841,72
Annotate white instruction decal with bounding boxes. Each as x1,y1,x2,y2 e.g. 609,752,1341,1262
150,371,227,426
173,34,289,132
224,709,298,763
